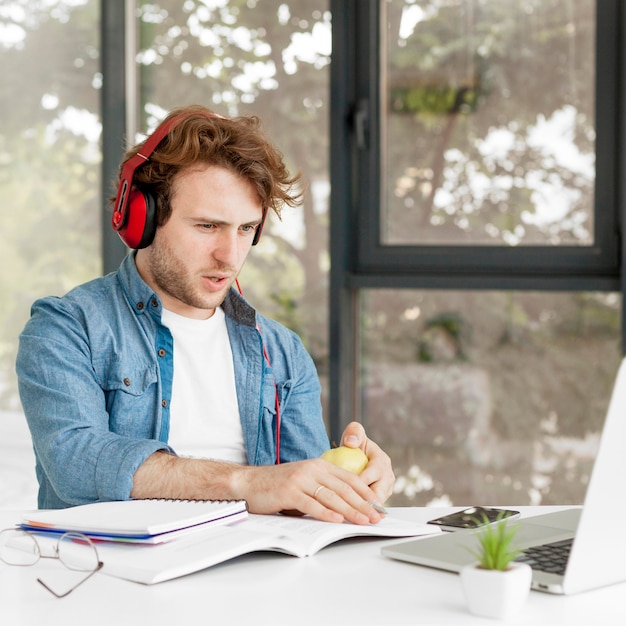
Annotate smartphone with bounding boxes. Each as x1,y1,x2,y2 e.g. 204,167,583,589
427,507,520,532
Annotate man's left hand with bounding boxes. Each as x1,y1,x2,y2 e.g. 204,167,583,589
340,421,395,504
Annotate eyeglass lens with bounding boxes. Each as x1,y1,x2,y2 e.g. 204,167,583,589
0,529,40,566
56,532,101,572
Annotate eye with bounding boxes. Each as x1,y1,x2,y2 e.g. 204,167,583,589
240,223,261,236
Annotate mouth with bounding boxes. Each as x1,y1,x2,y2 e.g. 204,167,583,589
202,274,232,289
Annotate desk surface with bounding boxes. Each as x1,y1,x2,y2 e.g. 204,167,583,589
1,506,624,626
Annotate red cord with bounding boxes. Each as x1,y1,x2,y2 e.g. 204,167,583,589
274,387,281,464
236,278,281,463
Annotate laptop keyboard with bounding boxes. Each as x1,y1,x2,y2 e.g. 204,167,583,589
514,538,573,575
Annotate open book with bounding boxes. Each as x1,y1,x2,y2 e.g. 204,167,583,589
20,499,249,544
31,512,441,584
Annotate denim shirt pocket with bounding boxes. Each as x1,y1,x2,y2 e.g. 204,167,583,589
96,359,159,438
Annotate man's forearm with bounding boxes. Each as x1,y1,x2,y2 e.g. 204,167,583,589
130,450,242,501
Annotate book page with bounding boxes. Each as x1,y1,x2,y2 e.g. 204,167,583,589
241,513,440,556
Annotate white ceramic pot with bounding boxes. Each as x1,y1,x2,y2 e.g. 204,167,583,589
460,561,532,620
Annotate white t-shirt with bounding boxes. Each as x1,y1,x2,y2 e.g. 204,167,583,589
161,306,247,464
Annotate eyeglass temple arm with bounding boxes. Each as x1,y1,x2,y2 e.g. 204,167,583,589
36,561,103,599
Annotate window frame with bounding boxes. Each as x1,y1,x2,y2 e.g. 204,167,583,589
354,0,620,288
101,0,131,274
328,0,626,441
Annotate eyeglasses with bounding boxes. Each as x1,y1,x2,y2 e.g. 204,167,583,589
0,528,103,598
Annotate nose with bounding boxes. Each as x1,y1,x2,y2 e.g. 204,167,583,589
212,228,240,268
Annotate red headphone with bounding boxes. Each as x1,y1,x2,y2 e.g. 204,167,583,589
111,113,267,249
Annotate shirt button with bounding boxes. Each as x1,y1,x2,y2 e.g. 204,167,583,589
158,349,166,357
123,378,131,387
161,399,168,408
137,302,144,310
151,298,158,307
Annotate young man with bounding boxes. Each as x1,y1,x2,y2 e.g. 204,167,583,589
16,105,394,524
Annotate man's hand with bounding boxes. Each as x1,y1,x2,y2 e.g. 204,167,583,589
339,421,395,505
229,458,384,525
236,422,395,523
132,450,387,525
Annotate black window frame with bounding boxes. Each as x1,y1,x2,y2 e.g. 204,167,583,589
328,0,626,441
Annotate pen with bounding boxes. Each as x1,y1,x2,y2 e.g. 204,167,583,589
368,501,387,515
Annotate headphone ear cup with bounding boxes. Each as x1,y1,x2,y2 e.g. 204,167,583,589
119,188,157,249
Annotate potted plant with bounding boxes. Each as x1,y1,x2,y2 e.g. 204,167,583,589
460,512,532,619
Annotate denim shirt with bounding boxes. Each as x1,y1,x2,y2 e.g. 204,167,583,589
16,253,329,509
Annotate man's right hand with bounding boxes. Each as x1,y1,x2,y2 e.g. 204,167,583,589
132,451,384,525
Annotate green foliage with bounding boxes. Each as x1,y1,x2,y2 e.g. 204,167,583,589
390,85,479,115
269,291,302,337
418,311,468,362
467,512,522,571
424,311,466,341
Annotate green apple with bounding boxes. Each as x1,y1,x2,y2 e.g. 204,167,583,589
320,446,368,474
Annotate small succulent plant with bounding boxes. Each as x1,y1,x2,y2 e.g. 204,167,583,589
467,511,522,571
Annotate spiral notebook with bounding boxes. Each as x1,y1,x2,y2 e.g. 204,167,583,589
20,498,249,544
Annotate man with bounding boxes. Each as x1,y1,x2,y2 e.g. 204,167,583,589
16,105,394,525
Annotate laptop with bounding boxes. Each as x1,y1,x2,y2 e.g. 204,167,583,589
382,358,626,595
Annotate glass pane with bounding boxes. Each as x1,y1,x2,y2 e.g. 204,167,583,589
134,1,331,416
0,0,101,508
359,289,621,506
382,0,596,246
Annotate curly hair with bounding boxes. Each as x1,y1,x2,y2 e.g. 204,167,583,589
111,104,302,227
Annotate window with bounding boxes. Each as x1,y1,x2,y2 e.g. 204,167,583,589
0,0,101,508
350,0,619,281
382,1,596,249
360,288,620,506
330,0,623,506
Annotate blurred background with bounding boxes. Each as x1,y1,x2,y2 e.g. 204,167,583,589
0,0,621,510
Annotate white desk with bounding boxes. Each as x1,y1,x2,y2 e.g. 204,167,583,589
1,507,624,625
